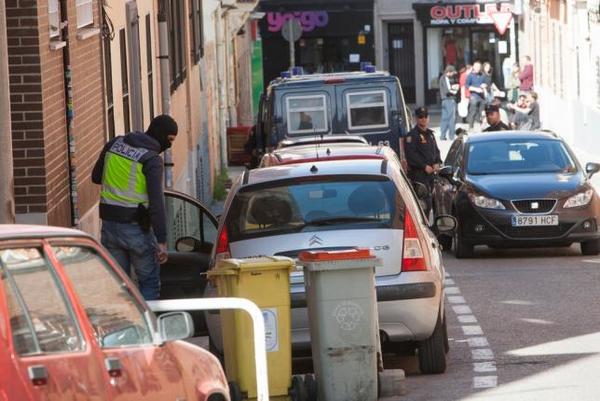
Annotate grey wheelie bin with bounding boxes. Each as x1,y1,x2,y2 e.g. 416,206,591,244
298,248,382,401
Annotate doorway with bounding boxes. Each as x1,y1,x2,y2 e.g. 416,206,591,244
388,22,416,104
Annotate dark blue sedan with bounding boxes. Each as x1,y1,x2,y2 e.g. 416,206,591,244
433,131,600,258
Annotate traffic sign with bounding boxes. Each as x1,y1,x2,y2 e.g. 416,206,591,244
490,12,513,36
281,19,302,42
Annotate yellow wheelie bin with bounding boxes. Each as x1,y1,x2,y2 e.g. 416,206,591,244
208,256,303,401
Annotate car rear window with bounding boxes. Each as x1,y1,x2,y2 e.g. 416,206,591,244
227,177,404,241
467,139,576,175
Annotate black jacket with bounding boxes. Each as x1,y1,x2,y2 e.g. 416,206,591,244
92,132,167,243
483,121,510,132
405,126,442,173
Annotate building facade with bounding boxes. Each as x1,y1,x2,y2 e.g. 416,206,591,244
258,0,375,85
5,0,258,234
518,0,600,161
6,0,105,231
375,0,518,105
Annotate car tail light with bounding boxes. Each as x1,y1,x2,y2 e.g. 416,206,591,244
402,209,428,271
215,226,231,261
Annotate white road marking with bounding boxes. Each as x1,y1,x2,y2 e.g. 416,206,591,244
473,361,497,373
471,348,494,360
452,305,473,315
457,314,478,324
462,325,484,336
583,259,600,264
447,272,498,390
467,337,490,348
445,286,461,295
448,295,466,304
473,376,498,388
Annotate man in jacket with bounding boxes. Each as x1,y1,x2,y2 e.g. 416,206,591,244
92,115,178,300
483,104,510,132
405,106,442,216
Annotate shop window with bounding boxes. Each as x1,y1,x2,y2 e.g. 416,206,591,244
286,95,328,134
48,0,60,38
346,91,388,130
76,0,94,29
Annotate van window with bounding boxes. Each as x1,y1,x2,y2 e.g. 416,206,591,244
346,90,389,129
227,177,405,241
286,94,328,134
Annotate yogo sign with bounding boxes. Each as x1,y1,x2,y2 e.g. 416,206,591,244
267,11,329,32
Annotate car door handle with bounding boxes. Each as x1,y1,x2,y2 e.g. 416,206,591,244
105,357,123,378
28,365,48,386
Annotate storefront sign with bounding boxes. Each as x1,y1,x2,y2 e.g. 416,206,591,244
423,3,513,26
267,11,329,33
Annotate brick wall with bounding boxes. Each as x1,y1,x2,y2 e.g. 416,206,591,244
7,0,105,227
6,0,47,217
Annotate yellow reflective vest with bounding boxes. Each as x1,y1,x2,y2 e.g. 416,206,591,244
100,137,150,208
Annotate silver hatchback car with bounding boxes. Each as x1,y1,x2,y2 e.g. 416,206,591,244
206,151,454,374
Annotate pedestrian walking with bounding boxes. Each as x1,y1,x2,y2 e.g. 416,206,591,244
519,55,534,94
466,61,487,130
507,62,521,104
439,65,459,140
458,64,472,121
483,104,510,132
92,114,178,300
405,106,442,217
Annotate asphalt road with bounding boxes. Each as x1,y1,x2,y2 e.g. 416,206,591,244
394,244,600,401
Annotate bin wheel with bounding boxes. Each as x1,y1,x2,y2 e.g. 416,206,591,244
290,375,307,401
229,381,243,401
304,373,317,401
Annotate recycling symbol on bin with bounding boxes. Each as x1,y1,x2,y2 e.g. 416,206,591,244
333,301,364,331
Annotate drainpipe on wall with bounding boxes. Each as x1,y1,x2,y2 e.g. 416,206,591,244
59,0,80,227
216,8,228,169
157,1,173,188
0,0,15,223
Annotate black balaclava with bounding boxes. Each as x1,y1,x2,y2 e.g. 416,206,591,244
146,115,178,152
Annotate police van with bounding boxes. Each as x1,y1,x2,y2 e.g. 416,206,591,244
254,66,413,161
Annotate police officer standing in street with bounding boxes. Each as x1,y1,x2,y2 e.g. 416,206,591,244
405,106,442,216
483,104,510,132
92,115,178,300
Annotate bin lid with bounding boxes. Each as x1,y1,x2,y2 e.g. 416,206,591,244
210,255,296,276
298,248,373,262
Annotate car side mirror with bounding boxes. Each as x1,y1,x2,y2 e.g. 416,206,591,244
438,165,454,179
175,236,202,252
412,181,429,199
157,311,194,342
586,162,600,178
434,214,457,234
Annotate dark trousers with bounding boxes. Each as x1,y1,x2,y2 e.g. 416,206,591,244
467,95,485,128
410,171,434,217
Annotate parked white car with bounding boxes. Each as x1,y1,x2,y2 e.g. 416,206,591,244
206,149,455,374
